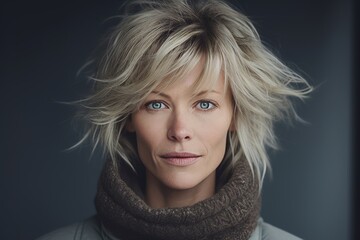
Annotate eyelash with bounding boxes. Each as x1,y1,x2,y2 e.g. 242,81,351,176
195,100,217,111
144,100,218,112
145,101,168,110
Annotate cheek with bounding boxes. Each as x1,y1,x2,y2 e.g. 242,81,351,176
208,128,228,156
196,118,231,163
132,113,166,155
201,115,231,142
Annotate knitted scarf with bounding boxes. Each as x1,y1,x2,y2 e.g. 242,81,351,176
95,157,260,240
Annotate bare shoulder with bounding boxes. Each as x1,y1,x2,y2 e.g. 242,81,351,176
36,216,102,240
250,218,303,240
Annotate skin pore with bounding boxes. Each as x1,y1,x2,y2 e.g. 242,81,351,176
127,61,234,208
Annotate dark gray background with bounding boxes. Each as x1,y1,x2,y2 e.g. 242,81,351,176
1,0,355,239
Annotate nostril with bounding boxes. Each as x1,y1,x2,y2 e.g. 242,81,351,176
167,116,193,141
168,132,192,142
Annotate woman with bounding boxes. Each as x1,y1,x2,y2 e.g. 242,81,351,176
38,0,311,239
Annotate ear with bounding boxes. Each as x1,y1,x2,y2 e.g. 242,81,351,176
126,116,135,132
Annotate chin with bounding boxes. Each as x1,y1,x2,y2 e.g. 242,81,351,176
160,173,209,191
164,180,200,191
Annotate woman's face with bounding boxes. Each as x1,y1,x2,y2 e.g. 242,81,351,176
128,62,234,193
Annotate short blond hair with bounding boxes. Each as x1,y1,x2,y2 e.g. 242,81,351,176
77,0,312,186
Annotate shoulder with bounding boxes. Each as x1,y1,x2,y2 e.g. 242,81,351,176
36,216,103,240
250,218,302,240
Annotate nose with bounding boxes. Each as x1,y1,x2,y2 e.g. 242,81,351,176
167,112,193,142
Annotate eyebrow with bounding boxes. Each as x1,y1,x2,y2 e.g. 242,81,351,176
151,90,222,99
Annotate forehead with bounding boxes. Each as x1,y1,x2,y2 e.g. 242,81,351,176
154,56,228,96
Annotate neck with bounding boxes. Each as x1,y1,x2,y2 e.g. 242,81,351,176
145,171,216,209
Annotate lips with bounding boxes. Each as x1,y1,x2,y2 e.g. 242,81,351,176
159,152,202,166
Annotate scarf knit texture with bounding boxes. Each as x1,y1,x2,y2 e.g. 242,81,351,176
95,157,260,240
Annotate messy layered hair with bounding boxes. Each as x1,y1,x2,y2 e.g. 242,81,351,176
77,0,312,187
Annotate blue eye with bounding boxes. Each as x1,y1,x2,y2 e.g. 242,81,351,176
196,101,215,110
146,101,166,110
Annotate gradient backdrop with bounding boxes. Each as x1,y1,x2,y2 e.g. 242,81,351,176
1,0,355,239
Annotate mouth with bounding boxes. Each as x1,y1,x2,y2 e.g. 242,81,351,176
159,152,202,166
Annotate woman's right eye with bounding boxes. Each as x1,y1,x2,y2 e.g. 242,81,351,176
145,101,167,110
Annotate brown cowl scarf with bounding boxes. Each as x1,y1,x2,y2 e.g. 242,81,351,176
95,157,260,240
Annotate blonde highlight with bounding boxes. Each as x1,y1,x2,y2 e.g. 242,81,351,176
76,0,312,187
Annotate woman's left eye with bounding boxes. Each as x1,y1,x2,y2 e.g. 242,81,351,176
196,101,216,110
